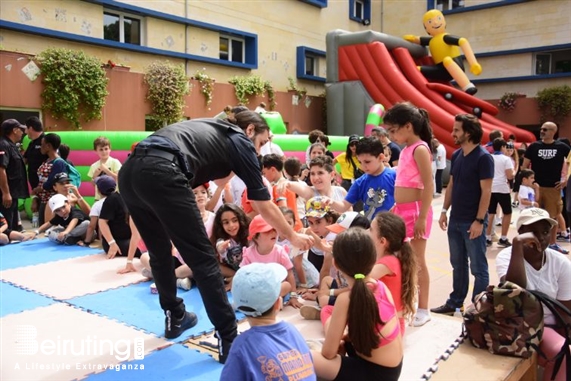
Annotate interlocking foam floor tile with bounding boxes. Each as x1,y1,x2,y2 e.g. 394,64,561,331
0,281,55,317
69,282,244,340
0,254,146,299
1,303,169,381
84,343,223,381
0,238,102,271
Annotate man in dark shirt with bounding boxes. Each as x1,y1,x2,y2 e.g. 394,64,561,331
522,122,570,253
433,114,493,315
24,116,47,189
0,119,29,230
118,111,313,363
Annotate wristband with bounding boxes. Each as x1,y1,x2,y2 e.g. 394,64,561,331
126,259,133,264
77,197,84,201
108,239,116,245
34,229,40,235
330,289,335,297
441,209,448,214
299,283,309,288
290,292,298,299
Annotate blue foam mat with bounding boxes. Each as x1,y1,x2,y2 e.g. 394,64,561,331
84,344,222,381
68,281,243,340
0,281,55,317
0,238,102,271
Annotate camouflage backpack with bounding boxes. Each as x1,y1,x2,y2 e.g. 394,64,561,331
463,281,544,359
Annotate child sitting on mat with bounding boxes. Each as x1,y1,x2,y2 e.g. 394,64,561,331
32,194,89,245
221,262,316,380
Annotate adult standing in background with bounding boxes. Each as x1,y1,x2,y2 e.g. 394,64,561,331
371,127,401,167
0,119,29,230
23,116,47,189
259,131,285,158
433,114,493,315
119,111,313,363
433,138,447,196
521,122,570,254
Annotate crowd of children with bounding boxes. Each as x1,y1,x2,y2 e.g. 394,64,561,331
15,101,570,381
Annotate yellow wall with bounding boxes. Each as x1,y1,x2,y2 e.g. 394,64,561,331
0,0,103,36
1,0,570,100
146,18,186,53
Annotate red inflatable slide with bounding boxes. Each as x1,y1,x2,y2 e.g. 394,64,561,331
337,42,536,156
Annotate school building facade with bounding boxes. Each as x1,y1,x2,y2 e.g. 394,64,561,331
0,0,569,133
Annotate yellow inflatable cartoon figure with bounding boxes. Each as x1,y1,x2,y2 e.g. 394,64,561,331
404,9,482,95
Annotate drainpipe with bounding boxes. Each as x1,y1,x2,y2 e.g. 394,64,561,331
185,0,189,76
380,0,384,33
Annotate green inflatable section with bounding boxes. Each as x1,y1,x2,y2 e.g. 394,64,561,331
260,112,287,135
19,130,356,218
22,131,153,151
22,131,353,152
272,134,350,152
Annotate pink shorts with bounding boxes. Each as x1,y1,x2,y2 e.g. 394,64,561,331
393,201,433,240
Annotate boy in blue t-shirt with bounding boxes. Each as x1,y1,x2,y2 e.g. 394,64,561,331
327,136,396,221
221,263,316,381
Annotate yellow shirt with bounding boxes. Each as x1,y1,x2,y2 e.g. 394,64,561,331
335,152,361,180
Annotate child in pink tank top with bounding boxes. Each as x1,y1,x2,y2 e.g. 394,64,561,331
384,102,435,327
369,212,419,335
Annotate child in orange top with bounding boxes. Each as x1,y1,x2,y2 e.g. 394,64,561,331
369,212,418,335
241,215,302,309
384,102,434,327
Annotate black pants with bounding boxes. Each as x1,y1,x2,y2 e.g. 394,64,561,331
435,169,444,194
118,154,237,341
0,198,19,230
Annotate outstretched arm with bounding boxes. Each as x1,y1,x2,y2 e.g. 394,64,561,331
458,37,481,75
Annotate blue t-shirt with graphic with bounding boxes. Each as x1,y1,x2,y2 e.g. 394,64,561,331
345,168,396,220
220,321,316,381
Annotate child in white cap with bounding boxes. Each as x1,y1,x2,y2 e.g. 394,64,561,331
221,262,316,380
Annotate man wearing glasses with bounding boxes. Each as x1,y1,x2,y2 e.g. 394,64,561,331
522,122,570,254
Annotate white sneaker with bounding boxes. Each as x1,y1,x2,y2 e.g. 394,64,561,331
141,268,153,279
176,278,192,291
411,313,431,327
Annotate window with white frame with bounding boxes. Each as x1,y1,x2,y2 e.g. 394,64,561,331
534,50,571,75
104,11,143,45
354,0,365,19
349,0,370,24
220,36,245,63
305,55,317,76
435,0,464,11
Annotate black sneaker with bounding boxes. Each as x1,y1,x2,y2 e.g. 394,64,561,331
430,304,462,316
164,310,198,339
486,239,492,247
498,238,512,248
216,331,234,364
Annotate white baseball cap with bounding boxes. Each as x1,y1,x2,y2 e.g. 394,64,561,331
48,194,68,212
516,208,557,231
326,211,360,234
231,263,286,317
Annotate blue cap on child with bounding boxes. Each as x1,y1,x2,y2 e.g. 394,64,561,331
232,263,287,317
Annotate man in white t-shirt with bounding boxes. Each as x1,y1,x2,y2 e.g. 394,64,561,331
486,138,514,247
259,132,285,158
434,139,447,195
